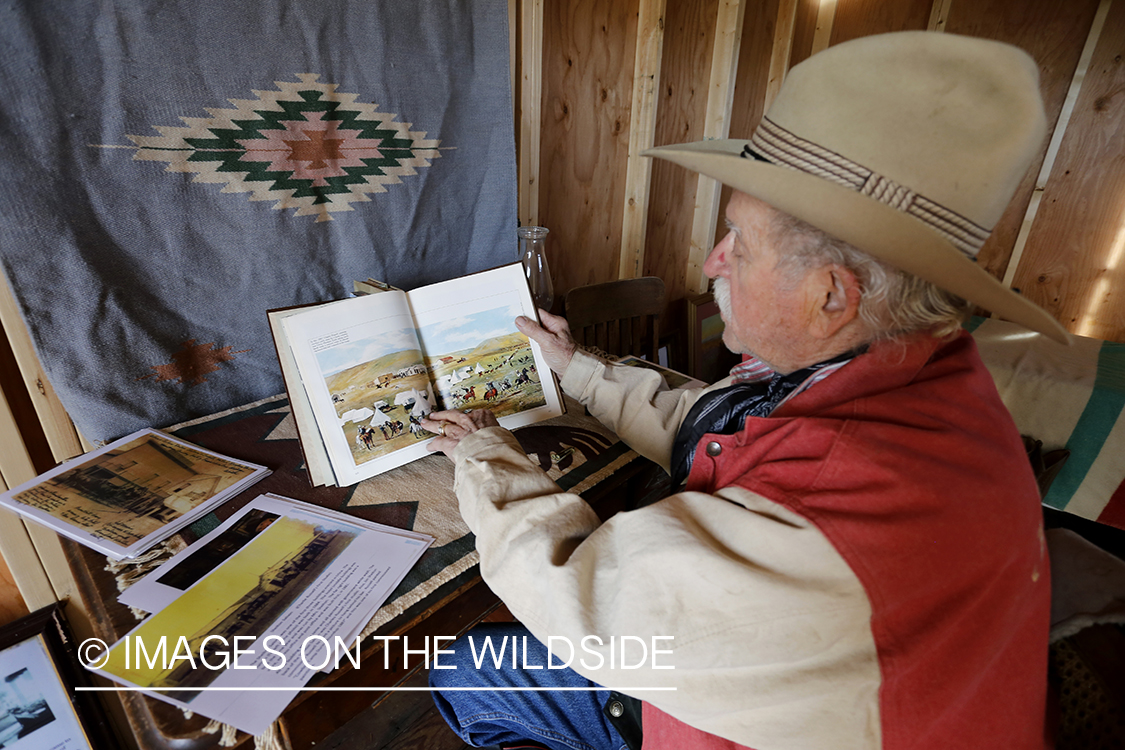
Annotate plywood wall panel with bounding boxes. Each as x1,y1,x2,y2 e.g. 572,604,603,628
945,0,1103,284
618,0,667,280
1012,0,1125,341
787,0,820,68
539,0,638,300
829,0,931,46
728,0,784,156
0,316,52,473
643,0,720,311
713,0,782,250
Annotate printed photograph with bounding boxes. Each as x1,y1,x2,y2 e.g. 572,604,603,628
421,304,545,418
316,325,437,466
0,636,85,749
0,647,55,748
8,433,260,549
100,513,360,699
156,509,280,592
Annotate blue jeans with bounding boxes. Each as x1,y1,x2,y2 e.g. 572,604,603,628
429,622,632,750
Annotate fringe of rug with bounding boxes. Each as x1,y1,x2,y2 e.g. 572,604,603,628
180,708,284,750
105,536,189,619
252,721,285,750
200,718,240,747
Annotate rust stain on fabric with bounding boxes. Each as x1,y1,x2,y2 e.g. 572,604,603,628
139,339,249,386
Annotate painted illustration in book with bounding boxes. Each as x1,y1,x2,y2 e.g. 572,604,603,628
421,304,545,418
316,325,435,466
325,306,544,466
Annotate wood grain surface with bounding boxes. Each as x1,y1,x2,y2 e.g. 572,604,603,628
1011,0,1125,340
713,0,783,252
539,0,638,297
787,0,821,68
946,0,1104,288
643,0,720,312
829,0,931,46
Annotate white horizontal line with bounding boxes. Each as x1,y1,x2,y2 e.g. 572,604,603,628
76,686,676,692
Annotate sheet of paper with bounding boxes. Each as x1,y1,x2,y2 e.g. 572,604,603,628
613,356,707,390
268,302,355,487
0,429,269,559
0,635,92,749
92,494,432,736
118,493,430,612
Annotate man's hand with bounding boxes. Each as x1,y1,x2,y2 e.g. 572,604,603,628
515,309,577,376
422,409,500,455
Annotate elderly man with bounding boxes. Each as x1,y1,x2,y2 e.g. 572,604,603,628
423,31,1068,750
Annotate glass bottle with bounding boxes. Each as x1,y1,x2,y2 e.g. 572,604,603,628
518,226,554,312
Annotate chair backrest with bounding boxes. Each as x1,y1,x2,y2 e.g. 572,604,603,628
565,277,666,362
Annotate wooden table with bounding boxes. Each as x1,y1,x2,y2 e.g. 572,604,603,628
64,405,669,750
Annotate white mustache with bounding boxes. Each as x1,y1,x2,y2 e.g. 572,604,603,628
713,277,732,320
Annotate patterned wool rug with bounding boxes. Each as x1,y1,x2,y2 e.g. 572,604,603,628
162,393,639,634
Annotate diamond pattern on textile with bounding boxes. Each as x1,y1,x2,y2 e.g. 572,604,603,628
122,74,441,222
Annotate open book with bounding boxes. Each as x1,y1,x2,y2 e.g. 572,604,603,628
269,263,564,487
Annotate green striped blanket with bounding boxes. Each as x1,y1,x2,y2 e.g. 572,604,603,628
970,318,1125,530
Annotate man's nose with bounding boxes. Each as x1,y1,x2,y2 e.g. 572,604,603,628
703,233,732,278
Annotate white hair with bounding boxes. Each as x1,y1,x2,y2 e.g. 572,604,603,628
771,213,973,340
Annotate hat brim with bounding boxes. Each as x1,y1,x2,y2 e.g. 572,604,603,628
644,139,1070,344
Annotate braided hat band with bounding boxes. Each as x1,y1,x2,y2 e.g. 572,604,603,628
745,118,990,258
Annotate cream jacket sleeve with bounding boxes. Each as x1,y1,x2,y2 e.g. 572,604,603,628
555,349,726,473
450,352,883,749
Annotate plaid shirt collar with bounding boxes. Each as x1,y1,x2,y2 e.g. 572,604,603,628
730,356,775,384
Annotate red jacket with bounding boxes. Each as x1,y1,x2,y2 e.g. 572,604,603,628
644,331,1050,749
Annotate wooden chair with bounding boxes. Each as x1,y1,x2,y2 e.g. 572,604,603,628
564,277,666,362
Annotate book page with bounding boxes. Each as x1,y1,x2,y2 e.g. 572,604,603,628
268,303,350,487
407,263,564,431
281,292,440,487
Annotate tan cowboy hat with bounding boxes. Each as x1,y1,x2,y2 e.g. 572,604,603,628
644,31,1070,344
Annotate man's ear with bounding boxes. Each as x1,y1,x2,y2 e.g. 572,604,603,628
808,264,862,339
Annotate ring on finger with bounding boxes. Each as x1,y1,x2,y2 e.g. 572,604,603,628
438,424,446,437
